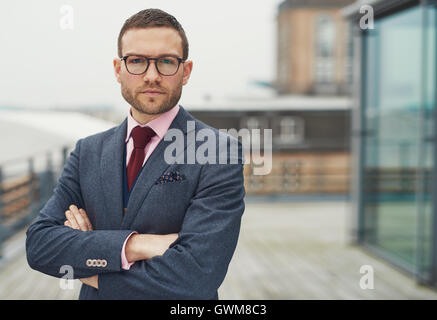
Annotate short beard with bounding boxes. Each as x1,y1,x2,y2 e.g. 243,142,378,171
121,82,182,116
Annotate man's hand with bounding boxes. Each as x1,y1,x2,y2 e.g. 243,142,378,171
79,275,98,289
64,204,97,289
64,205,93,231
125,233,178,262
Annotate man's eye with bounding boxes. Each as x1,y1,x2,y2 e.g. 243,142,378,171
161,58,175,65
130,58,145,64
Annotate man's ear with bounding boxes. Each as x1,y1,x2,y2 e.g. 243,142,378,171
113,58,121,83
182,60,193,86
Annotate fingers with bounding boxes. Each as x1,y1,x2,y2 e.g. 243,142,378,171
71,205,88,231
79,208,93,230
65,209,80,230
64,205,93,231
169,233,178,245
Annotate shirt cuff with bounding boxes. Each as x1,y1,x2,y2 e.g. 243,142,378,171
121,231,138,270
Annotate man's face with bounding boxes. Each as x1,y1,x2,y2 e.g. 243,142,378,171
114,27,192,115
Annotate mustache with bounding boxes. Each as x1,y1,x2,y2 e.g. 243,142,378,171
136,86,166,93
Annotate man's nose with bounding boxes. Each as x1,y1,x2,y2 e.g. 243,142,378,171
142,61,161,82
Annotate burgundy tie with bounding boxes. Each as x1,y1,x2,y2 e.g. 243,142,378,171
127,126,156,191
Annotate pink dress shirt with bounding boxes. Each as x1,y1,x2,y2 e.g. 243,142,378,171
120,104,180,270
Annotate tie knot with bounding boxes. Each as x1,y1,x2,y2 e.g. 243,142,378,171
131,126,156,149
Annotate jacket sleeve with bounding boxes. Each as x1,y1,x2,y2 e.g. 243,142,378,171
25,139,133,279
97,142,246,299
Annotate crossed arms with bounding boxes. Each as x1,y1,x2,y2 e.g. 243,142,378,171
63,204,178,289
25,138,245,299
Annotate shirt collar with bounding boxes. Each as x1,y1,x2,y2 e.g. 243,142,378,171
125,104,180,143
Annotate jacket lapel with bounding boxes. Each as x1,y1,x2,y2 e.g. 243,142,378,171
121,106,195,229
100,119,127,229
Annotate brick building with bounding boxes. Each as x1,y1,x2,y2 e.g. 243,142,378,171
277,0,354,95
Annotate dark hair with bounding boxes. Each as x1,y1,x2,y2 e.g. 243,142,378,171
117,8,189,60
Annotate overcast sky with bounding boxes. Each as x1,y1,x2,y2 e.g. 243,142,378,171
0,0,282,114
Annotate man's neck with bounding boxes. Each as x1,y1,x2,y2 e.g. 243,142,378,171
130,107,162,125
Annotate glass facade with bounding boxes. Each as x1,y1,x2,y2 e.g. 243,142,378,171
361,4,436,282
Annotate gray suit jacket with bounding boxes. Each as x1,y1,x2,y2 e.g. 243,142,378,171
25,106,245,300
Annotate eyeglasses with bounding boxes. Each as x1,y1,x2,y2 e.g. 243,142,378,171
121,55,184,76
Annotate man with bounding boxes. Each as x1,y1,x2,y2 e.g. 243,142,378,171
25,8,245,300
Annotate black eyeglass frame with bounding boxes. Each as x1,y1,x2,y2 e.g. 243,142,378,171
121,55,185,76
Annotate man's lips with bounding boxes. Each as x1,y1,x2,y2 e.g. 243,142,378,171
140,90,165,96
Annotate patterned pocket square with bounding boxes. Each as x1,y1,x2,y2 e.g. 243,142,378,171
155,171,186,184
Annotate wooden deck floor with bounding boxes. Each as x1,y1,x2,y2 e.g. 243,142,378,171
1,200,436,299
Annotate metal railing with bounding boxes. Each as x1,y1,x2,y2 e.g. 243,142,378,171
0,146,69,259
243,152,351,195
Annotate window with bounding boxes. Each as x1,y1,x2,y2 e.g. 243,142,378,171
360,5,436,281
246,117,260,131
278,116,304,144
241,116,268,148
315,14,335,83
